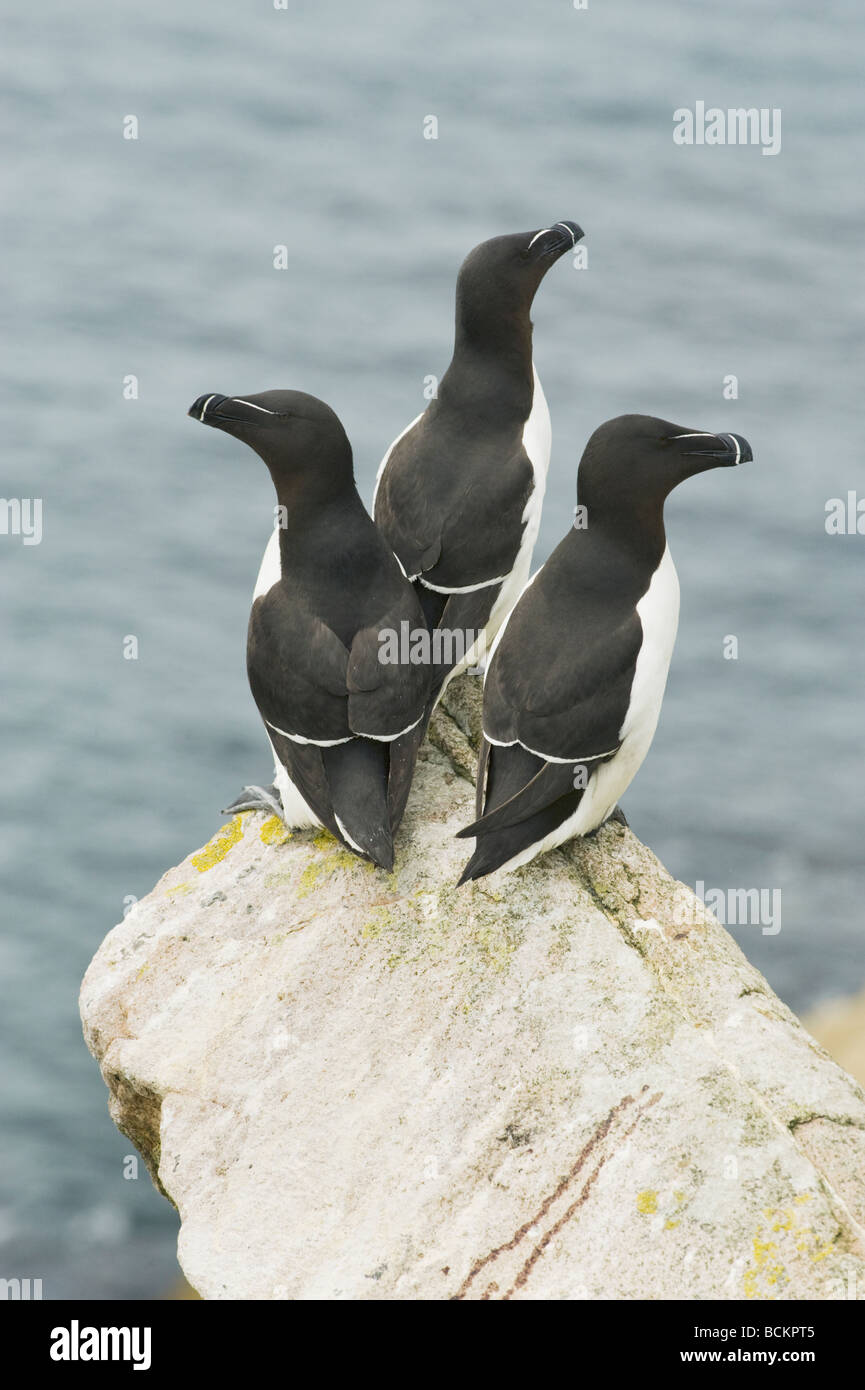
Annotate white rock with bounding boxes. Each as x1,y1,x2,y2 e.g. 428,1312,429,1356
80,677,865,1300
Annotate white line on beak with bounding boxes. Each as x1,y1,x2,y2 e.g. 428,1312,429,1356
554,222,577,246
199,395,216,420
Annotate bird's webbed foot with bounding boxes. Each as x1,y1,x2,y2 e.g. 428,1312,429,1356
222,783,284,819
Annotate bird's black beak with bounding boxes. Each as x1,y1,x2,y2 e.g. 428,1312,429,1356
188,393,230,424
526,220,585,263
675,432,753,466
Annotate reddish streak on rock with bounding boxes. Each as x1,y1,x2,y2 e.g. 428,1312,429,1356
451,1087,652,1301
502,1091,663,1299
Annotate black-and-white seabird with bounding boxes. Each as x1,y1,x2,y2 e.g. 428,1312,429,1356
188,389,431,870
373,220,584,711
456,415,753,883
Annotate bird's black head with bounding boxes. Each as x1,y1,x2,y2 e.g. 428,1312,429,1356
188,389,354,491
455,221,584,344
578,414,754,514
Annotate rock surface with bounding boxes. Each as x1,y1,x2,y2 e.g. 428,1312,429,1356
81,675,865,1300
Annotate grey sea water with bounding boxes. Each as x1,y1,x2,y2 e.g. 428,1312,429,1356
2,0,863,1299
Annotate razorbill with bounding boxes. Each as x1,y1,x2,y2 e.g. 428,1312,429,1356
455,415,753,883
188,389,431,870
373,220,584,711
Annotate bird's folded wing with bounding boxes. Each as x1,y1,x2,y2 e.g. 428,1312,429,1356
460,613,643,835
375,438,533,590
247,587,352,745
346,598,431,738
373,458,443,580
484,611,643,763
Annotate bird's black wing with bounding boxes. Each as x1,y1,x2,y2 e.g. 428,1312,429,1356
486,602,642,762
249,584,430,742
248,584,430,852
373,414,533,590
248,585,352,743
345,596,430,738
346,595,432,834
457,749,582,839
246,587,351,838
461,607,643,838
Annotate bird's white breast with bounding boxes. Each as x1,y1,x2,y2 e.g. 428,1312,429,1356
252,533,322,828
619,545,681,750
254,527,281,600
576,543,680,830
461,364,551,671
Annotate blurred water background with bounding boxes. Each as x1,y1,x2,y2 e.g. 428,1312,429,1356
2,0,863,1298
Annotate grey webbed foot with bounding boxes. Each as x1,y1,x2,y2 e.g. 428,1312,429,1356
607,804,629,828
222,784,284,818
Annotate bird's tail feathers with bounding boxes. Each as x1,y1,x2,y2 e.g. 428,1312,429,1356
322,741,394,870
457,753,582,838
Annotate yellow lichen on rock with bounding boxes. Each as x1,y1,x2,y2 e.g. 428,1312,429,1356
298,841,374,898
260,816,291,847
361,907,393,940
165,882,193,898
191,815,245,872
743,1201,833,1298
